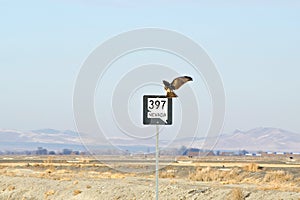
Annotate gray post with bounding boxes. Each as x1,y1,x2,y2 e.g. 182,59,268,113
155,125,159,200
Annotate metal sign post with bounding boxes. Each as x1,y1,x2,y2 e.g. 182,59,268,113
155,124,159,200
143,95,172,200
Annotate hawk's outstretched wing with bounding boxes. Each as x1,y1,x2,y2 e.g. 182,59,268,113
171,76,193,90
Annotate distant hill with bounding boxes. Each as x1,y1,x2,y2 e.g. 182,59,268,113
0,129,83,151
214,127,300,152
0,127,299,152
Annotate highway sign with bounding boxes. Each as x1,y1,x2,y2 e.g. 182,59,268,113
143,95,172,125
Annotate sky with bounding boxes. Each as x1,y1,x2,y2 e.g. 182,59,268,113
0,0,300,135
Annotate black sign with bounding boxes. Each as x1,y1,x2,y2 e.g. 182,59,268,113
143,95,172,125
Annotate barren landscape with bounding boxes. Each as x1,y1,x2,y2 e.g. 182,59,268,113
0,155,300,200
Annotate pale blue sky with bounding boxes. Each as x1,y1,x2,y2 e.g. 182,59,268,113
0,1,300,133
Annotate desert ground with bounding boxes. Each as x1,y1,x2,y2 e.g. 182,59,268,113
0,155,300,200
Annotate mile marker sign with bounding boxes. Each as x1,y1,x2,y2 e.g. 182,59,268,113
143,95,172,125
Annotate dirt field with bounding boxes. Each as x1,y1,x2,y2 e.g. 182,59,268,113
0,156,300,200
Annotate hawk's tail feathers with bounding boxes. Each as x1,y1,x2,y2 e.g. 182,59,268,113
166,91,178,98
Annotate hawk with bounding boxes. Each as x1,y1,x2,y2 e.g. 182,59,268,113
163,76,193,98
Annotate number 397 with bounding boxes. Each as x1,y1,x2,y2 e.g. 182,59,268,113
148,100,166,110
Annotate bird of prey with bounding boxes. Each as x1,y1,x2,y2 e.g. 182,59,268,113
163,76,193,98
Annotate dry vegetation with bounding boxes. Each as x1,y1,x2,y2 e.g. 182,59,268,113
243,163,260,172
188,163,300,192
0,156,300,199
159,166,177,178
226,188,244,200
0,161,130,183
189,167,247,183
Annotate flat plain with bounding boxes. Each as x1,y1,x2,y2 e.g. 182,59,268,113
0,155,300,200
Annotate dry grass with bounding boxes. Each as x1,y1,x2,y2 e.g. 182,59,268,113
44,157,53,165
73,189,82,195
8,185,16,191
159,171,175,178
189,166,296,184
258,170,300,192
226,188,244,200
159,167,176,178
258,184,299,192
263,170,294,182
189,167,246,183
73,180,79,185
1,156,300,194
189,166,300,192
44,189,55,199
86,185,92,189
243,163,261,172
0,163,127,181
98,172,126,179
